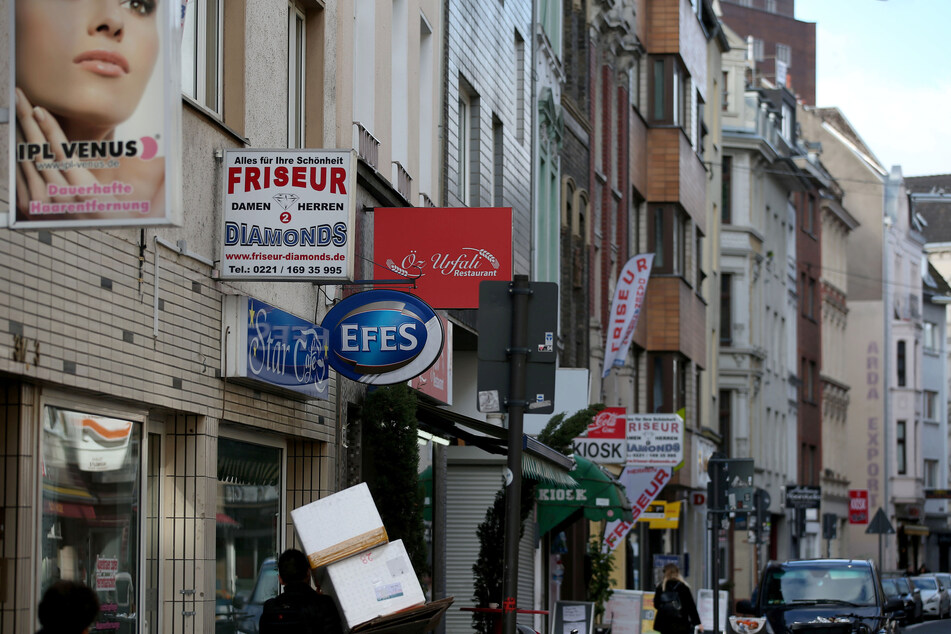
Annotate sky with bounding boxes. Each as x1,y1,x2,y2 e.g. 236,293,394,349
794,0,951,177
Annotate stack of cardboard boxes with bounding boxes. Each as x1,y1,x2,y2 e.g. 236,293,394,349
291,483,429,631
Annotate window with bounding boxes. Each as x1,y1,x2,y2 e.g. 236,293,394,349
720,273,733,345
752,39,764,62
766,0,777,12
897,421,907,474
925,459,939,488
418,15,435,199
649,206,687,275
457,88,471,204
182,0,223,113
897,340,907,387
649,354,688,413
493,116,504,207
41,406,143,632
652,58,666,121
776,43,791,65
802,193,816,234
630,56,642,114
721,70,730,112
722,155,733,224
216,437,283,628
924,390,938,420
924,321,938,351
696,232,705,296
288,3,306,148
806,277,816,319
515,31,526,142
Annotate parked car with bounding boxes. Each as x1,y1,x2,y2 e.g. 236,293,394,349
935,572,951,613
881,576,920,626
232,557,280,634
910,574,950,619
736,559,902,634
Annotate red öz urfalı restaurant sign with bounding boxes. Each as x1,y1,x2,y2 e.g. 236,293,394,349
221,149,357,282
373,207,513,309
321,290,444,385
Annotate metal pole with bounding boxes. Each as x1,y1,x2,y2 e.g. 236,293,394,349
502,275,530,634
710,462,721,634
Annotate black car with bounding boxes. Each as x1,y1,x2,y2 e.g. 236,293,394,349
736,559,904,634
881,576,921,625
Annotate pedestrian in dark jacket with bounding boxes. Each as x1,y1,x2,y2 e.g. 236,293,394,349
259,548,344,634
37,580,99,634
653,563,703,634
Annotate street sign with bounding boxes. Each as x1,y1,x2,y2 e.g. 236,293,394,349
477,281,558,414
707,457,754,512
866,508,895,535
822,513,838,540
477,281,558,363
785,485,821,509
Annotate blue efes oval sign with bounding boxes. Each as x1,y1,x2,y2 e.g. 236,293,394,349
321,290,444,385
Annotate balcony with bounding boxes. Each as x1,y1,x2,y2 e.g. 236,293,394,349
392,161,413,202
353,122,380,170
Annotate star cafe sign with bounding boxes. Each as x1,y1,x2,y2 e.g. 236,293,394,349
221,296,330,399
321,290,444,385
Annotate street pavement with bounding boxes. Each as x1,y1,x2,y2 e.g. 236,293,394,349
903,618,950,634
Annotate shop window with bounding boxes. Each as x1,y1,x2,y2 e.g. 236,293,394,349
40,406,143,632
216,437,283,633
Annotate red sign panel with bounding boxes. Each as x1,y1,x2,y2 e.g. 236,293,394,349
373,207,513,309
409,314,453,405
586,407,627,439
849,489,869,524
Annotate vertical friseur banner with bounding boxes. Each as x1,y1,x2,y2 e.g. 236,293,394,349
602,465,671,553
602,254,654,377
10,0,182,228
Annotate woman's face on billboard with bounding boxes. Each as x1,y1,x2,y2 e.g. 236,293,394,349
15,0,159,133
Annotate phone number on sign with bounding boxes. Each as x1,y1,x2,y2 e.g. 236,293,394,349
227,265,344,275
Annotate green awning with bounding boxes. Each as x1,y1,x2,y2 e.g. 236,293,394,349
535,454,634,536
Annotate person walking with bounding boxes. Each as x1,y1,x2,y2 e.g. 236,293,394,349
653,563,703,634
259,548,344,634
36,580,100,634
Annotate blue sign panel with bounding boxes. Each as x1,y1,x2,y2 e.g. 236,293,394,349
227,296,330,399
322,290,444,385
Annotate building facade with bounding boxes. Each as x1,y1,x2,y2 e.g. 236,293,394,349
718,0,817,105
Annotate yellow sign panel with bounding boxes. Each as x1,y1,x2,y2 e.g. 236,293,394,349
645,501,681,529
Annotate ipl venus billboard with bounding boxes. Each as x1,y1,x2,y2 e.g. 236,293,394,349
10,0,182,228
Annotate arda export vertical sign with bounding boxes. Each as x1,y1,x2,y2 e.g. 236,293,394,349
221,149,357,282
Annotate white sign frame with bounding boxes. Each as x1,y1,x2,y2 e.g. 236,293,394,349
220,149,357,281
626,414,684,467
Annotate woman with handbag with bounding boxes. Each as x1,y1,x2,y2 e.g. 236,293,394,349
653,563,703,634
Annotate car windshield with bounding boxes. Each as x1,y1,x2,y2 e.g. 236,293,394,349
250,563,280,604
764,565,877,607
881,579,897,596
912,577,936,590
894,577,911,593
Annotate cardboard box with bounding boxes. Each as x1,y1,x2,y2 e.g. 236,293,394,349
319,539,426,630
291,482,388,569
